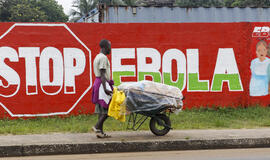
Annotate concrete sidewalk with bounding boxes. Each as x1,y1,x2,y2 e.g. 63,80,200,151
1,128,270,157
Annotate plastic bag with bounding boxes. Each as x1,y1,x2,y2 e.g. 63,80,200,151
108,88,126,122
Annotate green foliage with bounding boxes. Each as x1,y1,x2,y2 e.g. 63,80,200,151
172,0,221,7
224,0,234,7
8,2,48,22
37,0,68,22
70,0,98,22
122,0,139,6
70,0,126,22
175,0,270,7
100,0,125,5
231,0,270,7
0,0,68,22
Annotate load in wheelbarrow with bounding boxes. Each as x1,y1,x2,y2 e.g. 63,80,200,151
111,80,184,136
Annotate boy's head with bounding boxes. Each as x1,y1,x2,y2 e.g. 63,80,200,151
99,39,111,55
256,40,268,61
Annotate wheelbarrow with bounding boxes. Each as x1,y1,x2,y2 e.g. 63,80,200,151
121,87,183,136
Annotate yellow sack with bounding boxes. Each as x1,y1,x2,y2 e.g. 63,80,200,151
108,88,126,122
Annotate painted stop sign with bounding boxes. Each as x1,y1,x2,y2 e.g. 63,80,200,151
0,23,92,117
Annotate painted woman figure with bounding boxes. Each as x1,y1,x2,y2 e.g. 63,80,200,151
249,40,270,96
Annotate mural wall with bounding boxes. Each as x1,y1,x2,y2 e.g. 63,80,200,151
0,22,269,118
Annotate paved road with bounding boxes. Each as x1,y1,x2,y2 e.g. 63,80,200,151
3,148,270,160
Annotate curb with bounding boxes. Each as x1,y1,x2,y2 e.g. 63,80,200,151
1,138,270,157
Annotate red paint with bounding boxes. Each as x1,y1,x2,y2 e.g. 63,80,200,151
0,22,268,119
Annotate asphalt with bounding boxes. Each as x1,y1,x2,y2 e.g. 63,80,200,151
1,128,270,157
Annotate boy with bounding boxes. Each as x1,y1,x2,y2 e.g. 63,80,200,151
91,39,113,138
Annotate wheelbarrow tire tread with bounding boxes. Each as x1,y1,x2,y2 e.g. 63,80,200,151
149,114,171,136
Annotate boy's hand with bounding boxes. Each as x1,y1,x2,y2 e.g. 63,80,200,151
105,89,113,95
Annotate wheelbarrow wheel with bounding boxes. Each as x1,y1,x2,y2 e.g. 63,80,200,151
149,114,171,136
